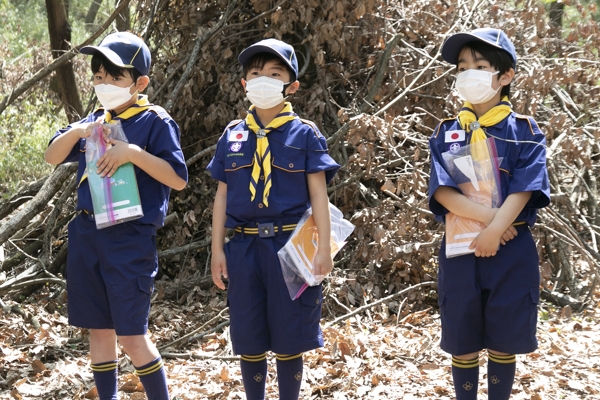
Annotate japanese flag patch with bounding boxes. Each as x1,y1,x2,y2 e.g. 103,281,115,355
445,130,465,143
228,130,249,142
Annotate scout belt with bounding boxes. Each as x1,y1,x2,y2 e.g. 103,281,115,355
235,222,297,238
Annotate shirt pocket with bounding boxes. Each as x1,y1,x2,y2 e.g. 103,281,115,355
224,153,254,205
271,156,308,205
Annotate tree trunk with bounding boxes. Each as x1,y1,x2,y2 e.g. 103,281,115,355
85,0,103,28
548,1,564,35
115,0,131,31
45,0,84,123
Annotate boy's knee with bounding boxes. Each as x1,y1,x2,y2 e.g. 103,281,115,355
453,352,480,360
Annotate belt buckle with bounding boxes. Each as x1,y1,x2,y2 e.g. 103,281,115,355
257,222,275,238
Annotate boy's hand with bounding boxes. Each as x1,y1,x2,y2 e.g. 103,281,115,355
469,226,502,257
96,140,139,177
499,225,518,245
211,250,228,290
313,246,333,277
80,121,107,139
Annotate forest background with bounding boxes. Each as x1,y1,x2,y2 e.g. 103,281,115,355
0,0,599,399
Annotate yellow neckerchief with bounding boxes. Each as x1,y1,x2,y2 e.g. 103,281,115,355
245,102,297,206
79,95,152,186
457,96,512,160
104,94,152,122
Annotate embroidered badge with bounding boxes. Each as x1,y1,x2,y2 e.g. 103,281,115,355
449,142,461,152
228,130,248,142
229,142,242,152
445,130,465,143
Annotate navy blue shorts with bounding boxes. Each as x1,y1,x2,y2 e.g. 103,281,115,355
437,224,540,355
224,231,324,355
66,214,157,336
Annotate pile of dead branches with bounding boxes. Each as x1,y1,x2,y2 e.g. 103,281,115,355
1,0,599,321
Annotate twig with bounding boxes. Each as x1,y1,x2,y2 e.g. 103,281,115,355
0,0,131,116
185,144,217,167
324,281,436,329
0,164,76,246
360,33,403,113
158,308,229,350
160,351,239,361
0,277,66,295
158,238,211,259
164,1,238,111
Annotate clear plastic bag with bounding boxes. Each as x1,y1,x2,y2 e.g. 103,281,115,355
85,120,143,229
278,203,355,300
441,137,502,257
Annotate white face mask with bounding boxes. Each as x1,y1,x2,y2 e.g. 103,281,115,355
245,76,289,109
455,70,501,104
94,83,136,110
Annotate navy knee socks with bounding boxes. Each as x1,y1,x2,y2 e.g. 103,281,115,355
91,360,118,400
275,353,303,400
240,353,268,400
134,357,170,400
487,352,516,400
451,355,479,400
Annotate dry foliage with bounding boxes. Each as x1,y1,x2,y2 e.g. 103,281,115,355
1,0,600,398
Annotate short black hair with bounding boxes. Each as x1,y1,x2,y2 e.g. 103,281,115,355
242,53,294,81
91,52,142,82
461,41,514,98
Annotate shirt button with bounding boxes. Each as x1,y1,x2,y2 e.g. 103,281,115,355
315,298,319,304
289,163,294,168
232,162,237,168
260,175,264,180
258,203,264,208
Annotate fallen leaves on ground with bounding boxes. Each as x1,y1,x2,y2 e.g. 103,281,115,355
1,287,599,400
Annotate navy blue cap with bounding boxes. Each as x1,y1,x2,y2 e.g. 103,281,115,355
441,28,517,69
238,38,299,81
80,31,151,75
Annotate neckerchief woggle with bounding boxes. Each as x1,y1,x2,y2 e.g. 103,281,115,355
245,102,297,207
457,96,512,161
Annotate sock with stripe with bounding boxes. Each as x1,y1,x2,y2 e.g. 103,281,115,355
487,352,516,400
134,357,169,400
91,360,118,400
451,355,479,400
275,353,303,400
240,353,268,400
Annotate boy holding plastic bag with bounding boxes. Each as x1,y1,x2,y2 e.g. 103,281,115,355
45,32,187,400
207,39,339,400
428,28,550,400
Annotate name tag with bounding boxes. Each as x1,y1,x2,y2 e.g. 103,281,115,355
229,131,249,142
445,130,465,143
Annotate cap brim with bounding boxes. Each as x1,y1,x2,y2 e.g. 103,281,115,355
79,45,134,69
441,33,502,65
238,45,297,80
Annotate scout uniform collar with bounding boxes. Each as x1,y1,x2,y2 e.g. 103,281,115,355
103,95,152,122
245,102,297,206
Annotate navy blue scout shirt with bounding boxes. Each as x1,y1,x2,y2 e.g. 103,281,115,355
428,112,550,227
207,117,340,228
49,98,188,234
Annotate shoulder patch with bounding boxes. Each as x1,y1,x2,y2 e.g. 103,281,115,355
147,105,171,120
225,119,244,130
218,119,244,140
515,114,543,136
299,118,323,138
433,117,459,139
